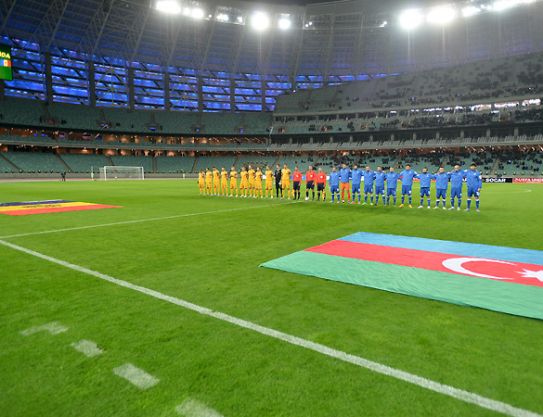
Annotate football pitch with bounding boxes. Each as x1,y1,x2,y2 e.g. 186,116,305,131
0,179,542,417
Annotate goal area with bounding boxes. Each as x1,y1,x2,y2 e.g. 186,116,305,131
98,166,145,181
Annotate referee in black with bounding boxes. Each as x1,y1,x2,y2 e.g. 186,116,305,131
274,164,282,198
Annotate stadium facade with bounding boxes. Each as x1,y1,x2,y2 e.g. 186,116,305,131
0,0,542,178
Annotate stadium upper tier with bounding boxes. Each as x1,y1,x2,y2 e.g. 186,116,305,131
274,51,543,116
0,98,272,135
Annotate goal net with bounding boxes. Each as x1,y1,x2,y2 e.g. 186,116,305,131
98,166,144,181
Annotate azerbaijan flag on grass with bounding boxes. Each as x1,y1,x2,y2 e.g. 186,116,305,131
261,232,543,320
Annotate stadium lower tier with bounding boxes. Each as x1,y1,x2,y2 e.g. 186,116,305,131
0,148,541,178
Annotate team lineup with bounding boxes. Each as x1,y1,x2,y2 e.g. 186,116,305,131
198,163,483,211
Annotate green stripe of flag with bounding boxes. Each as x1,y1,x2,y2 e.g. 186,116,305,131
261,251,543,320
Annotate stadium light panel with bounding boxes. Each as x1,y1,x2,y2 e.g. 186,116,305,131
489,0,521,11
278,15,292,30
156,0,181,14
250,12,270,31
461,5,482,16
399,9,424,30
216,13,229,22
379,20,388,27
427,5,457,24
190,7,205,19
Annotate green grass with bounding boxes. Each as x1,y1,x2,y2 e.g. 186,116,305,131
0,179,542,417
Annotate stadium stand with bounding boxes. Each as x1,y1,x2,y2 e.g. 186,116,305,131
275,52,543,114
0,97,272,136
110,155,154,173
60,154,110,173
4,151,67,173
155,156,195,173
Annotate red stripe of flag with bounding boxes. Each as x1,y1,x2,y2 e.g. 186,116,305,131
306,240,543,288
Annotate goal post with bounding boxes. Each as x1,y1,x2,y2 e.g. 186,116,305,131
99,166,145,181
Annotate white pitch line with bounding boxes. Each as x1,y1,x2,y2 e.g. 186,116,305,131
113,363,159,390
71,339,104,358
20,321,68,336
1,238,541,417
176,399,225,417
0,201,299,240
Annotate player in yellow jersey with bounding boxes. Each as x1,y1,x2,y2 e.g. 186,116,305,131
265,165,274,198
239,167,249,197
229,166,238,197
247,165,256,197
281,164,292,199
254,167,263,198
205,168,213,195
212,167,220,195
220,167,228,196
198,170,205,195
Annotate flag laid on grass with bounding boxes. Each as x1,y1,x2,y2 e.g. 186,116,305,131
0,199,120,216
261,232,543,320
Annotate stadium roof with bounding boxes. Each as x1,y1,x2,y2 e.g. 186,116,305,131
1,0,542,77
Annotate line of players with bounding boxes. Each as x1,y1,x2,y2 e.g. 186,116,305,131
198,162,483,211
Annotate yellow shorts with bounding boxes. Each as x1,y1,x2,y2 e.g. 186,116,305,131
283,181,291,189
240,181,248,190
230,182,237,189
255,183,262,190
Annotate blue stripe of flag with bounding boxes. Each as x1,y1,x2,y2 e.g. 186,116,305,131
340,232,543,266
0,200,72,207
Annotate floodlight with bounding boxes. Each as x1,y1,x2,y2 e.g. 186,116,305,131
191,7,204,19
250,12,270,31
156,0,181,14
399,9,424,30
461,5,481,16
379,20,388,27
427,5,457,24
216,13,229,22
489,0,520,11
278,15,292,30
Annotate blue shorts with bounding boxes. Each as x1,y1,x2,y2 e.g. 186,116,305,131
401,185,412,195
436,189,447,199
330,185,339,193
420,187,430,197
364,184,373,194
352,184,361,193
451,187,462,199
387,188,396,197
375,186,384,195
467,187,480,198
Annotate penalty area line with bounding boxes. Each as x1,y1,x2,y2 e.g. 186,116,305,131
0,238,540,417
0,201,300,240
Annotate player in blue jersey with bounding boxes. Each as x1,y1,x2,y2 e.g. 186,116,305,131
329,167,340,203
363,166,376,205
434,167,450,210
417,168,435,209
465,163,482,212
351,165,363,204
449,165,466,211
386,167,400,206
398,164,418,208
339,163,351,203
374,166,386,206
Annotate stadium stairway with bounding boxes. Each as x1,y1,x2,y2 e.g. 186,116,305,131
56,154,73,173
0,153,20,172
